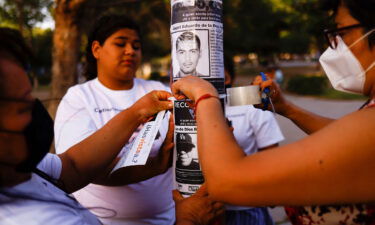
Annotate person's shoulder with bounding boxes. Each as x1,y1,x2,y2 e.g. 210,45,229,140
36,153,62,179
64,79,96,99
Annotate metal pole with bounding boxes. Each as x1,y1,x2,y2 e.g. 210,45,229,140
170,0,224,197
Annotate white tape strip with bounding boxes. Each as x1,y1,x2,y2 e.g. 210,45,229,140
111,110,167,172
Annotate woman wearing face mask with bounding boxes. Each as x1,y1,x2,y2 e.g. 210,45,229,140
54,15,177,224
0,28,173,224
171,0,375,224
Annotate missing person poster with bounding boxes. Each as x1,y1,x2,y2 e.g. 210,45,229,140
171,0,224,197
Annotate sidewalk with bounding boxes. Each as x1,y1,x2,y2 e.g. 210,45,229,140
276,94,365,145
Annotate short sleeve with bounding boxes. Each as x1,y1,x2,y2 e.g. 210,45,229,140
36,153,62,180
54,88,97,154
249,108,284,149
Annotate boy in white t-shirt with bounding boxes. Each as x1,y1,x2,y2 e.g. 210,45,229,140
55,15,175,225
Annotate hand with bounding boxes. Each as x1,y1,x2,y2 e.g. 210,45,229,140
252,76,291,116
173,185,225,225
132,90,173,123
172,76,218,101
154,114,174,174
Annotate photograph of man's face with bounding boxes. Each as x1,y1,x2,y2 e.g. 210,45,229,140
177,144,194,166
176,133,200,170
176,32,201,77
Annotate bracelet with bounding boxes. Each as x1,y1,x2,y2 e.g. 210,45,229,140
193,94,220,119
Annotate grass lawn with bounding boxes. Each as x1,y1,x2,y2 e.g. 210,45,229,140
318,89,367,100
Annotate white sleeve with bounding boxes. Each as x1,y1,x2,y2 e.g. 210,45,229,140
249,108,284,149
36,153,62,180
54,88,97,154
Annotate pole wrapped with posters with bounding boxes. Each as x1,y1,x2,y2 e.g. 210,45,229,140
170,0,224,197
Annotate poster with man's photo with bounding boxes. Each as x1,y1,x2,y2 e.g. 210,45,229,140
171,0,223,197
170,0,225,94
172,30,210,78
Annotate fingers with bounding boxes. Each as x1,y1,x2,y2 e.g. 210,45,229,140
252,76,263,85
214,207,226,218
154,90,173,101
252,76,274,91
172,189,184,202
194,184,208,197
167,114,175,135
212,201,224,210
260,79,273,91
171,80,184,98
161,115,174,148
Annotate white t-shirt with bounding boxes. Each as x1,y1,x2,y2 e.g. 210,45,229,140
54,78,174,225
0,154,101,225
225,105,284,210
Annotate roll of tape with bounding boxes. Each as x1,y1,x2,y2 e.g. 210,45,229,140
226,85,261,106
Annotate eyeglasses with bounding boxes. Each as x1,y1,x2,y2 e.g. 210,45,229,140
324,24,363,49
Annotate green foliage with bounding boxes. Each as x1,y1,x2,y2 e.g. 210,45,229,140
286,75,328,95
223,0,287,57
0,0,53,34
223,0,331,56
319,89,367,100
282,0,332,53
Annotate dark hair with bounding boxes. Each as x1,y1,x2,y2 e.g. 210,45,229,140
176,133,195,152
84,15,141,80
321,0,375,47
0,28,33,97
176,31,201,51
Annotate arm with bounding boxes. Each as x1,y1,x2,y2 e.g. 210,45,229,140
57,91,173,193
253,76,334,134
279,101,334,134
172,76,375,206
92,116,174,186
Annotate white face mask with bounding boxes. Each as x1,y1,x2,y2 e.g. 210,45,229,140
319,29,375,94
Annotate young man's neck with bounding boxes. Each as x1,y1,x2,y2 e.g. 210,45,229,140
98,76,135,90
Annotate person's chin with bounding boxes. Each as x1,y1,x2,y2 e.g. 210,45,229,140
181,70,194,76
118,68,136,80
181,160,192,166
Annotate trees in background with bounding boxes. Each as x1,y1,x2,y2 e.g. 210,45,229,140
0,0,52,37
0,0,331,115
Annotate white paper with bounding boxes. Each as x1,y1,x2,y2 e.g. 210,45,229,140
111,110,166,172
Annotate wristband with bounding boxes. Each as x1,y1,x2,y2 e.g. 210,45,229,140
193,94,220,119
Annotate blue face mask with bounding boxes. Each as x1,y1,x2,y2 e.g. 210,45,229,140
0,99,54,173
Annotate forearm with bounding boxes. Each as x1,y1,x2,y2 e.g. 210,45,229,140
196,99,246,196
93,157,167,186
200,106,375,206
281,101,334,134
59,107,143,192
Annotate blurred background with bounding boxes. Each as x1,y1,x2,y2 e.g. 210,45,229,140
0,0,365,114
